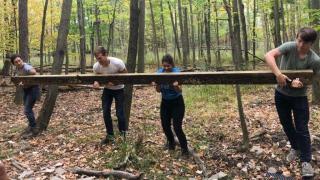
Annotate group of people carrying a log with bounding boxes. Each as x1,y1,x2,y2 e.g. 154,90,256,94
7,27,320,177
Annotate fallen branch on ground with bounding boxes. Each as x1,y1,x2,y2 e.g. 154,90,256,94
71,167,143,180
174,137,208,177
115,133,144,170
10,159,28,172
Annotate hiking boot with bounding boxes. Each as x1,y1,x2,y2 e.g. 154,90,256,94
31,127,40,136
181,148,190,159
286,149,300,163
21,127,39,139
301,162,314,177
164,141,176,150
100,135,115,145
20,126,32,136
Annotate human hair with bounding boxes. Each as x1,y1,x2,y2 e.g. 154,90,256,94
161,54,175,67
296,27,318,43
10,54,22,64
94,46,108,56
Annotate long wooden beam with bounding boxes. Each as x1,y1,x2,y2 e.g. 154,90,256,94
11,70,314,85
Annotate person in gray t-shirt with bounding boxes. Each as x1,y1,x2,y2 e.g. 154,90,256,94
265,27,320,177
11,54,40,139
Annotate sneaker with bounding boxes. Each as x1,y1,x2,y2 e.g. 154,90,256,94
286,149,300,162
181,149,190,159
164,141,176,150
100,135,114,145
31,127,40,136
20,126,32,136
301,162,314,177
21,127,39,139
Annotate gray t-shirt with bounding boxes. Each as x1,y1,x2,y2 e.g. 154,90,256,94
276,41,320,96
16,63,34,76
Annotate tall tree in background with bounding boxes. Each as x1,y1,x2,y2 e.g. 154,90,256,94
40,0,49,75
189,0,196,68
239,0,249,68
77,0,86,74
223,0,249,150
252,0,257,69
149,0,160,67
214,2,221,68
137,0,145,73
204,0,211,66
124,0,139,129
178,0,188,68
311,0,320,103
107,0,118,53
168,1,181,61
19,0,29,62
15,0,29,105
273,0,282,47
160,0,167,52
1,0,15,76
94,0,102,46
37,0,72,131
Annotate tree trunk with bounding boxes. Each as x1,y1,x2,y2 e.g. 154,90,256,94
107,0,118,53
160,0,167,52
311,0,320,104
178,0,188,68
223,0,249,150
137,0,145,73
149,0,159,68
168,1,181,61
77,0,86,74
239,0,249,68
280,0,288,42
19,0,29,62
40,0,49,75
189,0,196,68
90,33,95,66
15,0,29,105
65,42,69,75
37,0,72,131
204,1,211,67
183,7,190,66
273,0,282,47
214,3,221,68
252,0,256,69
94,0,102,46
124,0,139,129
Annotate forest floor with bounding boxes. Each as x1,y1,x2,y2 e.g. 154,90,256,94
1,84,320,179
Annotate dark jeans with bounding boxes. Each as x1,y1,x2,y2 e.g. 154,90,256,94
275,90,311,162
23,86,40,128
102,88,126,136
160,95,188,151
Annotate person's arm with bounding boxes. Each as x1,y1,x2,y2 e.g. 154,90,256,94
118,68,127,73
265,48,291,87
28,68,37,75
92,63,101,88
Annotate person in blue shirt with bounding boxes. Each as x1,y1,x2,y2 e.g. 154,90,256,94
11,54,40,138
155,54,189,157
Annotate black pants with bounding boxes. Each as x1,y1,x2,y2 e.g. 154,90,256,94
275,90,311,162
102,88,126,136
160,95,188,151
23,86,40,128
